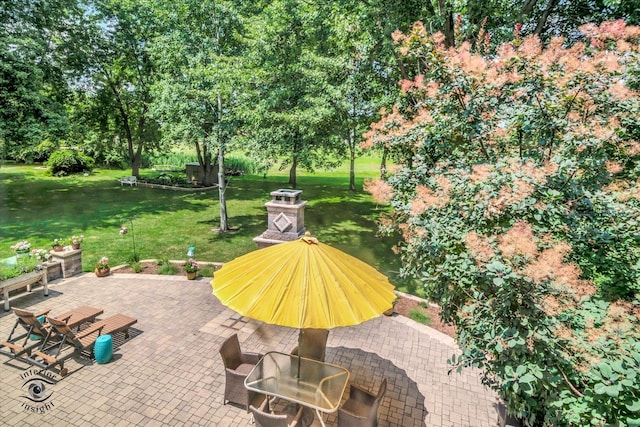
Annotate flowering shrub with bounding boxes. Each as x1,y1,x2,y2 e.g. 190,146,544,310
10,240,31,253
95,257,109,271
31,249,51,263
365,20,640,426
184,258,199,273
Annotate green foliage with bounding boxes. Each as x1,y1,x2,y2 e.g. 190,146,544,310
199,265,215,278
46,150,95,176
225,156,259,176
141,172,193,187
409,308,431,325
130,261,142,273
368,21,640,426
144,152,196,170
0,257,39,281
158,262,179,275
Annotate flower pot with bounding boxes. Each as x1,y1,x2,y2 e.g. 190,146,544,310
186,271,198,280
72,243,81,250
52,245,64,252
95,267,110,277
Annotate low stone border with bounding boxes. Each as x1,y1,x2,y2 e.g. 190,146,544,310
110,259,223,272
136,182,218,192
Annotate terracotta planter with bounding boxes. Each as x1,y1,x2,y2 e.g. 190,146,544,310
72,243,81,250
186,271,198,280
52,245,64,252
95,267,110,277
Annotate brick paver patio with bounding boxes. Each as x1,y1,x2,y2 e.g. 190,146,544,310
0,273,499,426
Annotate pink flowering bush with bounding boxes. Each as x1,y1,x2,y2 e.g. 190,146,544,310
184,258,199,273
365,20,640,426
95,256,109,271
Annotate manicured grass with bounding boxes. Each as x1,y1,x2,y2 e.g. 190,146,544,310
0,157,416,292
409,308,432,325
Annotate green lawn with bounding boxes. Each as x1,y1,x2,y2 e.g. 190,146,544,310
0,158,417,293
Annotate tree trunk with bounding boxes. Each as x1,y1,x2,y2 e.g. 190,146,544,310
380,146,388,179
217,93,229,232
349,128,356,192
437,0,455,47
534,0,559,36
289,155,298,189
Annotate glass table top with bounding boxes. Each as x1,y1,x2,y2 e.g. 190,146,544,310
245,351,349,413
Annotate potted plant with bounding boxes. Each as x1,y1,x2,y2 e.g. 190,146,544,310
95,256,110,277
384,297,398,316
71,235,84,250
52,238,64,252
11,240,31,257
184,258,199,280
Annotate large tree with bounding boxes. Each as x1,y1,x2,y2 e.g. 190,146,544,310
0,0,74,162
151,0,247,231
321,0,435,190
64,0,161,176
240,0,347,188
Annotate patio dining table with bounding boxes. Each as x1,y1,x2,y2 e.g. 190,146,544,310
245,351,350,427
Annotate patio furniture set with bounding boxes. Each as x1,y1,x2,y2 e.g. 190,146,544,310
220,332,386,427
213,234,396,426
0,305,137,376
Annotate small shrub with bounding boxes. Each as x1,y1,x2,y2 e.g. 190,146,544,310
131,262,142,273
409,308,431,325
127,253,140,263
199,266,214,277
158,262,178,275
157,257,169,266
46,150,95,175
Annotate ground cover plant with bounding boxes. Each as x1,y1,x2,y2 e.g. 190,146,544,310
365,20,640,426
0,155,409,291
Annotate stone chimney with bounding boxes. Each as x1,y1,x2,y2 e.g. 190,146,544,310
253,189,307,249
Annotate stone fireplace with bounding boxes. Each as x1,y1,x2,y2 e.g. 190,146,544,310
253,189,307,248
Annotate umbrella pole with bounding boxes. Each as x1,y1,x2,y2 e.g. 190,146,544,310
297,329,302,379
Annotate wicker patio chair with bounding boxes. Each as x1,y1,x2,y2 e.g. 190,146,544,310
338,378,387,427
290,328,329,362
219,333,262,411
250,398,307,427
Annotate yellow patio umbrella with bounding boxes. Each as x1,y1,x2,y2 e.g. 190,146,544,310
211,233,396,330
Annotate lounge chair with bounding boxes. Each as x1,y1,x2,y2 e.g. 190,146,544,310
0,306,104,360
219,333,263,411
250,398,308,427
338,378,387,427
28,313,137,376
